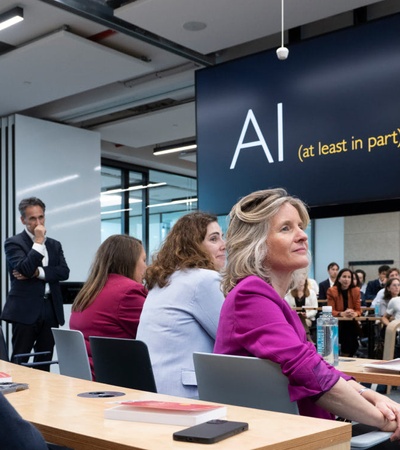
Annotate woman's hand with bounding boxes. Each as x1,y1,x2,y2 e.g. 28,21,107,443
343,308,358,318
373,397,400,440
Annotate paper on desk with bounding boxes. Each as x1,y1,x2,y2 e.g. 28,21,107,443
362,358,400,372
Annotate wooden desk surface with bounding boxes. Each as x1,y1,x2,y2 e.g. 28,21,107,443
338,357,400,385
292,308,375,313
1,361,351,450
338,316,378,321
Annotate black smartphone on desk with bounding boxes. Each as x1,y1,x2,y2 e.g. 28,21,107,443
173,419,249,444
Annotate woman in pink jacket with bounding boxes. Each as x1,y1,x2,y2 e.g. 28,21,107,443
70,234,147,378
214,188,400,438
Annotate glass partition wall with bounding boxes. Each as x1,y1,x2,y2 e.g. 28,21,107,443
101,161,315,274
101,161,197,259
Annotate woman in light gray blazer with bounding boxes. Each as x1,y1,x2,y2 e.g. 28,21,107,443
137,212,225,398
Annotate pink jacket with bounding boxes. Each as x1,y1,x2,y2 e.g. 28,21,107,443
70,273,147,379
214,275,351,419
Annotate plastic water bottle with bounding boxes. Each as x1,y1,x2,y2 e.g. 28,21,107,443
374,302,380,317
317,305,339,366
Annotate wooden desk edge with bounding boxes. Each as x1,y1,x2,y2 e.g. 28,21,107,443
32,419,351,450
28,406,351,450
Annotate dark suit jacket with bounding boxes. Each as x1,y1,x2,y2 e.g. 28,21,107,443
365,279,384,300
318,278,331,299
1,230,70,326
0,392,48,450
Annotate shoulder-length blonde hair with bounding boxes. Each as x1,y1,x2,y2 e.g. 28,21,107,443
222,188,310,296
72,234,143,312
145,211,218,290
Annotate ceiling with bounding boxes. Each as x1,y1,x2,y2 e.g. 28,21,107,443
0,0,399,178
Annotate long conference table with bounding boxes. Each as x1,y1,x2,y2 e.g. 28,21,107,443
0,360,351,450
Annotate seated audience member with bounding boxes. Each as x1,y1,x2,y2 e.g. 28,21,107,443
327,268,362,357
214,188,400,435
318,262,339,299
381,279,400,363
381,279,400,326
352,271,362,289
355,269,367,299
352,271,366,306
365,265,390,300
375,278,400,365
0,392,48,449
70,235,147,379
307,277,319,297
372,268,400,315
137,212,225,398
285,270,318,342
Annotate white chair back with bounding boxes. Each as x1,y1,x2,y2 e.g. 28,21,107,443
52,328,92,380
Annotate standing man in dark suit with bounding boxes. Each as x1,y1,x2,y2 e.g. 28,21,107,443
318,262,339,299
1,197,69,370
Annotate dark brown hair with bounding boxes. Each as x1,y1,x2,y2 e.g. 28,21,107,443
333,268,356,293
383,277,400,301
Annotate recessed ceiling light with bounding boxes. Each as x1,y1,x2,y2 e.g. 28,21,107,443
183,21,207,32
0,7,24,32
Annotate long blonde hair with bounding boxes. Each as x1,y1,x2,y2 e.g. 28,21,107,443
222,188,310,296
72,234,143,312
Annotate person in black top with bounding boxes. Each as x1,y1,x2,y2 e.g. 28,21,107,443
365,265,390,300
0,392,48,449
1,197,70,371
318,262,339,299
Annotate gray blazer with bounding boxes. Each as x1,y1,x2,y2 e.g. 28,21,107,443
137,268,224,399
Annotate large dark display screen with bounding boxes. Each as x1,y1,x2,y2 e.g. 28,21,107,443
196,14,400,216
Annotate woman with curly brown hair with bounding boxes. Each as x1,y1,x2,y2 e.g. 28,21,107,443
137,211,225,398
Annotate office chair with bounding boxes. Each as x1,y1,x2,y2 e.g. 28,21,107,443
193,352,298,414
381,320,400,394
89,337,157,392
51,328,92,380
0,325,56,368
193,352,391,450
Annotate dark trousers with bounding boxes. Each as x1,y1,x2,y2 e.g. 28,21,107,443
11,296,58,371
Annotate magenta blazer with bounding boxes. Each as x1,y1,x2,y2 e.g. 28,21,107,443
70,273,147,378
214,275,351,420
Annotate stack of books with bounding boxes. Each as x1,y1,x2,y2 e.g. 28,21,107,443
104,400,227,426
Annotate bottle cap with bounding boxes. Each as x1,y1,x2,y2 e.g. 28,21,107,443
322,306,332,313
